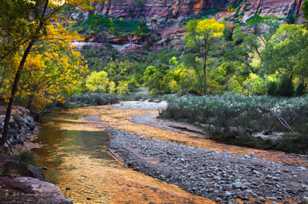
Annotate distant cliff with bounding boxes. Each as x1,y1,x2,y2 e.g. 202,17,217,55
94,0,303,24
80,0,304,53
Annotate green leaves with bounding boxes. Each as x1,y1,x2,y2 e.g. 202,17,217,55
262,24,308,76
303,0,308,20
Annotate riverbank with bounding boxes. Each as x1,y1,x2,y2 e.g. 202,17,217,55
0,106,72,204
0,106,38,152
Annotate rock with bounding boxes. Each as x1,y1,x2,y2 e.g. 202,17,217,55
0,177,72,204
303,197,308,204
232,180,244,189
96,0,302,24
1,160,44,180
109,129,308,203
0,106,37,151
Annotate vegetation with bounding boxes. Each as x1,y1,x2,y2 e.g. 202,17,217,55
185,19,225,95
161,94,308,153
0,0,97,147
304,0,308,20
1,0,308,153
73,14,149,36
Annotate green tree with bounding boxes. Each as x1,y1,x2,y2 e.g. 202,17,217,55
185,18,225,94
86,71,111,93
262,24,308,95
165,57,197,94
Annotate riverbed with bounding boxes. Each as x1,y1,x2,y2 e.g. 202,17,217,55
33,106,211,204
33,102,308,204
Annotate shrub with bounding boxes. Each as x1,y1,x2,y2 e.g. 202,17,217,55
161,93,308,153
66,93,119,107
86,71,111,93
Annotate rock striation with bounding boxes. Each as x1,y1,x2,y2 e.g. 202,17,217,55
95,0,303,24
96,0,229,23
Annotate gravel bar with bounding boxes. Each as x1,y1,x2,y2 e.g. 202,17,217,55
108,129,308,203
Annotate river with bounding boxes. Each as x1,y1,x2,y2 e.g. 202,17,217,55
33,106,212,204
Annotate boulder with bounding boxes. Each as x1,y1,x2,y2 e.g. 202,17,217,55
0,177,72,204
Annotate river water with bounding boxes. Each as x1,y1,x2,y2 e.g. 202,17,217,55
33,107,211,204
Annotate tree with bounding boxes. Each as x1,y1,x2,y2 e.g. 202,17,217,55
303,0,308,20
185,18,224,94
165,57,197,94
0,0,103,147
262,24,308,95
86,71,111,93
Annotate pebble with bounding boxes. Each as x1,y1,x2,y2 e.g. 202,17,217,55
109,129,308,204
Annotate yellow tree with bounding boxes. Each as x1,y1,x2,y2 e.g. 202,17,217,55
0,0,103,147
185,18,224,94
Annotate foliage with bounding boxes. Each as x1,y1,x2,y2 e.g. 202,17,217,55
262,24,308,96
73,14,149,36
0,23,87,111
85,60,137,95
66,93,119,107
243,73,267,95
86,71,111,93
303,0,308,20
161,93,308,153
165,63,197,94
185,18,225,95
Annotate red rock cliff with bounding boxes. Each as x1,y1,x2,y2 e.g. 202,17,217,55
94,0,302,23
95,0,230,23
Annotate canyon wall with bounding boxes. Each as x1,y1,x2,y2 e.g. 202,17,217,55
94,0,303,24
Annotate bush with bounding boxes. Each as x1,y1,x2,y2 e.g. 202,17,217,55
161,93,308,153
65,93,119,107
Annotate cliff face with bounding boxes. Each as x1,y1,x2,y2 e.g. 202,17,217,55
95,0,231,25
241,0,303,21
88,0,303,53
95,0,302,24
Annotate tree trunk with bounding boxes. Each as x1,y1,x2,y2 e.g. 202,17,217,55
0,40,35,146
0,0,49,147
27,92,36,111
202,37,208,95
